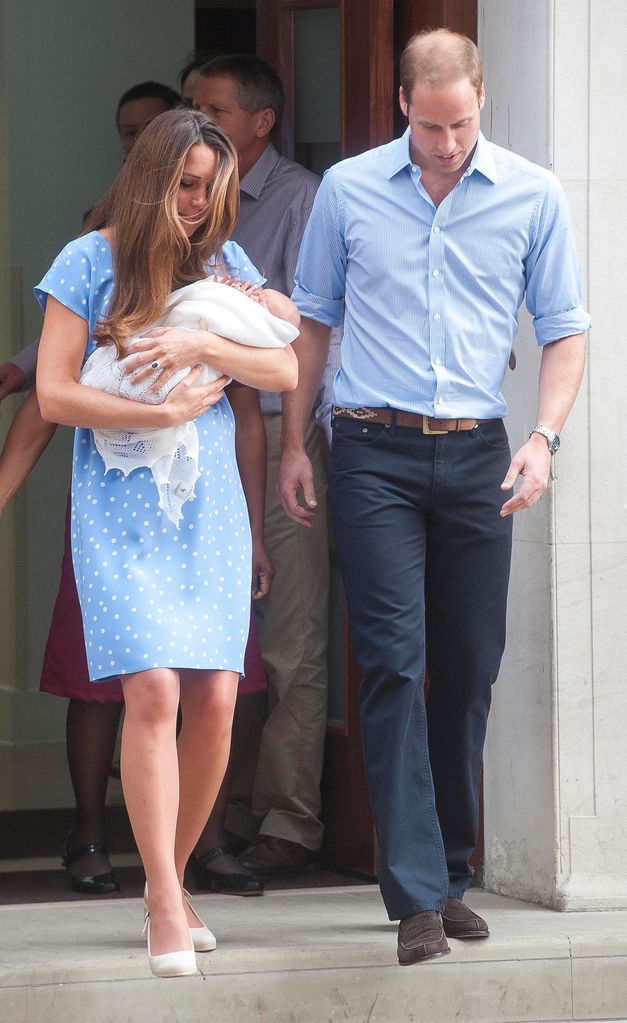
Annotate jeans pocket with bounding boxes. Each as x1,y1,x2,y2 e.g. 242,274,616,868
331,417,390,446
473,420,510,451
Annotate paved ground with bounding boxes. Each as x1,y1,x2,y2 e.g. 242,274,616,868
1,888,627,1022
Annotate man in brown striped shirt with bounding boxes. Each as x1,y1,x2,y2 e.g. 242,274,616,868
194,54,338,881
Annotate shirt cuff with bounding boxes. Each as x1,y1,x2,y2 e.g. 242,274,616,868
9,340,39,388
292,286,342,329
534,307,592,345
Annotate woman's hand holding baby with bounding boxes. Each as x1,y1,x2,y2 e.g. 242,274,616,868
123,327,224,393
160,365,229,425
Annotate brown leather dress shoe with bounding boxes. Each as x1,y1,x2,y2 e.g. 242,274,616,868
442,897,490,938
239,835,313,879
397,911,451,965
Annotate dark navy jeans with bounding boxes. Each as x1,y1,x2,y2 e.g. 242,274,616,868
331,415,513,920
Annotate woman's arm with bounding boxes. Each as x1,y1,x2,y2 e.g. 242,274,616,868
0,390,57,512
228,382,274,600
122,326,299,395
36,297,227,429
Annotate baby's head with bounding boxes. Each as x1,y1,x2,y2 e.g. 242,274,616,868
218,275,300,329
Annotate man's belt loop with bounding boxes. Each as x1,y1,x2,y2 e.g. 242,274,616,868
389,408,397,436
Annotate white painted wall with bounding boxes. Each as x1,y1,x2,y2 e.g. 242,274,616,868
0,0,194,809
479,0,557,905
481,0,627,909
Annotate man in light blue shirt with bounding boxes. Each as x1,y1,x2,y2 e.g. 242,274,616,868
278,29,589,964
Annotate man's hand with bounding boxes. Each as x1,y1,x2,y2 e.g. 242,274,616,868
277,448,318,526
252,540,275,600
278,317,332,525
0,361,26,401
500,434,552,516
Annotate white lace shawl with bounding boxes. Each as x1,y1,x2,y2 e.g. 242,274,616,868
80,279,298,527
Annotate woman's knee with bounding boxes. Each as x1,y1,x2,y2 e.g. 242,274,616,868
181,672,237,728
122,669,179,727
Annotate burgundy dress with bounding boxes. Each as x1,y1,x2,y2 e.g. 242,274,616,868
40,503,266,702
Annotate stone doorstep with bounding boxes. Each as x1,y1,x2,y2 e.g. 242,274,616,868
1,889,627,1023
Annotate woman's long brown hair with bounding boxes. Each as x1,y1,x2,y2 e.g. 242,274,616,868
83,109,239,356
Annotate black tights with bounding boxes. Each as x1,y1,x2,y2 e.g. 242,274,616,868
65,699,123,865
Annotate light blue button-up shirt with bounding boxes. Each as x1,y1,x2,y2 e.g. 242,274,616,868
292,129,591,419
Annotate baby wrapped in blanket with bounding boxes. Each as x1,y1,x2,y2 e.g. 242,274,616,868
80,278,299,526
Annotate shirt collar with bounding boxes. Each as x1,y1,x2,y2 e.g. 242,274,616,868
239,143,281,199
386,128,414,179
386,127,498,184
463,131,498,183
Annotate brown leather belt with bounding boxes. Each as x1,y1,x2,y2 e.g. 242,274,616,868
332,406,491,435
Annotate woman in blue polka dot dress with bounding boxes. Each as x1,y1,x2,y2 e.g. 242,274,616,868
35,109,297,977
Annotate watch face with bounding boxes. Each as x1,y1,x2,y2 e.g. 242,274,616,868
549,434,560,453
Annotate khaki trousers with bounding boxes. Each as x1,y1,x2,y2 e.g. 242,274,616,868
226,415,330,850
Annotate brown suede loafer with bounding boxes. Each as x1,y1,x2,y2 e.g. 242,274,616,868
397,910,451,965
442,897,490,938
239,835,313,879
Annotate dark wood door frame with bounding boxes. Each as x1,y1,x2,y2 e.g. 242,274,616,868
397,0,477,43
258,0,394,160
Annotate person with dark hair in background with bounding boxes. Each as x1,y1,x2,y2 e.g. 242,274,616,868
179,53,220,107
116,80,182,155
193,54,338,885
0,80,183,399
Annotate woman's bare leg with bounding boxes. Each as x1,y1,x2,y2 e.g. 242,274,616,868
120,668,189,956
175,669,238,922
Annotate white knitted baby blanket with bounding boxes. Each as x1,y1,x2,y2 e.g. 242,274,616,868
80,279,298,527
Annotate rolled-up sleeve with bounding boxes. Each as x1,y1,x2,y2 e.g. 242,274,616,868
10,339,40,389
525,177,592,344
292,169,347,328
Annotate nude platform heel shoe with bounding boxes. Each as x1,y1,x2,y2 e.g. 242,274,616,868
183,887,217,952
143,911,198,978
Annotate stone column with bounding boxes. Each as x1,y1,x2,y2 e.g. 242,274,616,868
480,0,627,910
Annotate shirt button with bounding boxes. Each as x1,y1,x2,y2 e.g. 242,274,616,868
432,269,440,278
437,396,444,405
411,165,418,173
434,312,441,321
435,357,442,365
434,226,441,233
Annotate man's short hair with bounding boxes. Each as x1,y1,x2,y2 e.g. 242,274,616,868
116,81,182,121
179,51,220,90
199,54,285,127
400,29,483,102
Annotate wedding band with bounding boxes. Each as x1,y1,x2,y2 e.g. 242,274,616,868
151,360,160,370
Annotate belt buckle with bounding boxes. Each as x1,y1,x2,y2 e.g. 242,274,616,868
422,416,448,435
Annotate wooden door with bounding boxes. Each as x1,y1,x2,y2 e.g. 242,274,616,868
257,0,394,163
257,0,480,877
257,0,394,876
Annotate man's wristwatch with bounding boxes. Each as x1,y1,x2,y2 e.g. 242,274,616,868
529,424,560,454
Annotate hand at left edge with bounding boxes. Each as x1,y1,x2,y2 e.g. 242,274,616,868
251,540,275,599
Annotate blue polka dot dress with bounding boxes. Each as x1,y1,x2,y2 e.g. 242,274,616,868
35,231,263,683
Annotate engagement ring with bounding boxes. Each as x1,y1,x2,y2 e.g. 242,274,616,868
151,360,160,370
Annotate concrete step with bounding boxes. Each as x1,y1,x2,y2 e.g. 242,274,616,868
1,888,626,1022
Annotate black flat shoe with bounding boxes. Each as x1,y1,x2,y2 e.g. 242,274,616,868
192,846,264,896
62,835,120,895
